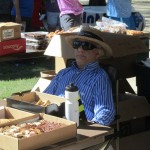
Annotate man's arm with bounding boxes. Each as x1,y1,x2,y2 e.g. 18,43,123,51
13,0,21,23
91,73,115,126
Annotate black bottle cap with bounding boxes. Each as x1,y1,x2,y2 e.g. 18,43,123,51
65,83,78,92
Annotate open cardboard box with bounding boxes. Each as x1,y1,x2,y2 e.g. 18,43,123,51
31,70,56,92
0,113,77,150
0,106,34,127
0,99,7,106
31,77,51,92
44,33,75,58
6,91,66,117
44,32,149,58
32,70,56,92
44,32,149,75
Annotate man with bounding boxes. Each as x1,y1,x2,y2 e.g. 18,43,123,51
45,0,60,31
57,0,83,31
44,26,115,126
106,0,137,30
106,0,144,30
11,0,34,31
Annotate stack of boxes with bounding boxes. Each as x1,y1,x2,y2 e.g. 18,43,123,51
23,32,49,53
0,22,26,56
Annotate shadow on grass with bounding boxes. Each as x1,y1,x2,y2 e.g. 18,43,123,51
0,57,55,80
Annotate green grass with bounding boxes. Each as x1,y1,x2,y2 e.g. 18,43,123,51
0,57,55,99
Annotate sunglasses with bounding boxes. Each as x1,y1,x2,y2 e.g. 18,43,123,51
72,41,97,51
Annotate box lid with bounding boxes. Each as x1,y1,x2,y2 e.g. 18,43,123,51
96,32,149,57
32,78,52,92
0,22,21,28
44,33,77,58
44,32,149,58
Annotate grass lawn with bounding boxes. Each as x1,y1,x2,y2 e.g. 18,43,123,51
0,56,54,99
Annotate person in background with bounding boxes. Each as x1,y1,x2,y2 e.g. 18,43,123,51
44,0,60,32
106,0,139,30
57,0,83,31
11,0,34,32
31,0,45,31
44,26,115,126
0,0,12,22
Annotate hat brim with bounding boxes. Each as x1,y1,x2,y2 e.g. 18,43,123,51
65,35,112,58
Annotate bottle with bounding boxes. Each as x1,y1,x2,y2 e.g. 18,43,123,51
65,83,79,126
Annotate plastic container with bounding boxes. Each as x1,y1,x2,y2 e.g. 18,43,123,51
65,83,79,126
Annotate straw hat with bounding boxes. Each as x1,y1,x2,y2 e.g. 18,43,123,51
65,25,112,58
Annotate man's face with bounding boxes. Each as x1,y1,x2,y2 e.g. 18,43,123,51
73,40,101,68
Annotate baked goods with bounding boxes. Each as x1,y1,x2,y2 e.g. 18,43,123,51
23,32,49,51
0,119,15,124
126,29,144,35
0,120,66,138
13,94,52,107
46,30,65,39
35,99,51,107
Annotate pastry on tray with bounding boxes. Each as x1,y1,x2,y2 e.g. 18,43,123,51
126,29,144,35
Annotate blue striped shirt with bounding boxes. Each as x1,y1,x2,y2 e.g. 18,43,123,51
44,61,115,125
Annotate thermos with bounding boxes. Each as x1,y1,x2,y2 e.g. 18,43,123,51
65,83,79,126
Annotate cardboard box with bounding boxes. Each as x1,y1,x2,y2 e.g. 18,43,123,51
44,32,149,58
55,57,67,73
44,33,75,58
54,57,76,74
44,32,149,77
33,70,56,92
7,91,65,117
0,38,26,56
0,106,34,126
32,78,52,92
118,94,150,137
0,113,77,150
0,22,21,42
118,94,150,122
0,100,7,106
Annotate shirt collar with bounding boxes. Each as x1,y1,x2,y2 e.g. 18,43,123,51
72,61,100,71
